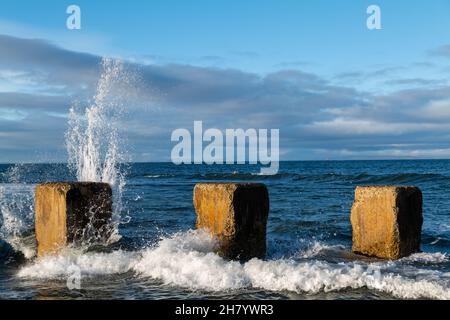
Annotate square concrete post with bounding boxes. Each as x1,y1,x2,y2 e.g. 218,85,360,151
351,186,423,259
35,182,112,257
193,183,269,260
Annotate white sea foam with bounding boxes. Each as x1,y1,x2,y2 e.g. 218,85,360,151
244,259,450,299
144,174,176,179
18,249,137,278
17,230,450,299
133,230,249,290
295,240,347,259
400,252,448,264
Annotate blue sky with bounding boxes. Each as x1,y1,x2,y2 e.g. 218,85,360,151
1,0,449,75
0,0,450,162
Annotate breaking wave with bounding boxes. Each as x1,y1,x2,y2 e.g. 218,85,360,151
17,230,450,299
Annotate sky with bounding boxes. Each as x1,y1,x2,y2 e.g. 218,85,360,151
0,0,450,162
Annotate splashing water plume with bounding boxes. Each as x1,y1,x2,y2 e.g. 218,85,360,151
66,58,132,241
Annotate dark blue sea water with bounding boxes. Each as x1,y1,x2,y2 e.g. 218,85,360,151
0,160,449,299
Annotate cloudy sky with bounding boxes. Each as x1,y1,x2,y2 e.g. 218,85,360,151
1,0,450,163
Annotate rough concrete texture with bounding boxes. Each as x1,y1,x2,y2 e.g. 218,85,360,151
351,186,423,259
35,182,112,257
193,183,269,260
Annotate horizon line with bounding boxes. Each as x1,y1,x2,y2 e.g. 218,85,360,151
1,158,450,166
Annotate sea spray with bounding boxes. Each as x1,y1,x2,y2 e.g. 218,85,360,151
0,170,36,259
66,58,133,243
0,59,134,257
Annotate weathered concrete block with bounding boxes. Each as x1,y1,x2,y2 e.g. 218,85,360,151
351,186,423,259
35,182,112,257
193,183,269,260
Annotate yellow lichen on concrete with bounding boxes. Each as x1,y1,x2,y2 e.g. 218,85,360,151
351,186,422,259
194,184,237,238
193,183,269,260
35,183,70,257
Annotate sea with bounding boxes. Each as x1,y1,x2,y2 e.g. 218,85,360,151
0,160,449,300
0,59,448,300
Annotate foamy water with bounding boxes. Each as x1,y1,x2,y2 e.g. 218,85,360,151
14,229,450,300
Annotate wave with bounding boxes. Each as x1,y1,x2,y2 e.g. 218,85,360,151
180,171,450,184
137,171,293,181
186,172,292,180
400,252,448,264
348,172,449,185
143,174,176,179
17,230,450,299
292,172,450,184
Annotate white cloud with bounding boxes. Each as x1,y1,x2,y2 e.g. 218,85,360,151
0,107,28,121
420,99,450,119
0,19,112,56
304,118,446,136
331,148,450,159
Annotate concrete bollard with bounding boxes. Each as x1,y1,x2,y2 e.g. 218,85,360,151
35,182,112,257
351,186,423,259
193,183,269,260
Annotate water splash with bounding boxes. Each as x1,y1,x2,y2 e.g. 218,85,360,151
66,58,132,242
0,175,36,259
0,59,134,258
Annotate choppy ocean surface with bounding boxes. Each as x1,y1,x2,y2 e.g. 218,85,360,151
0,160,449,300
